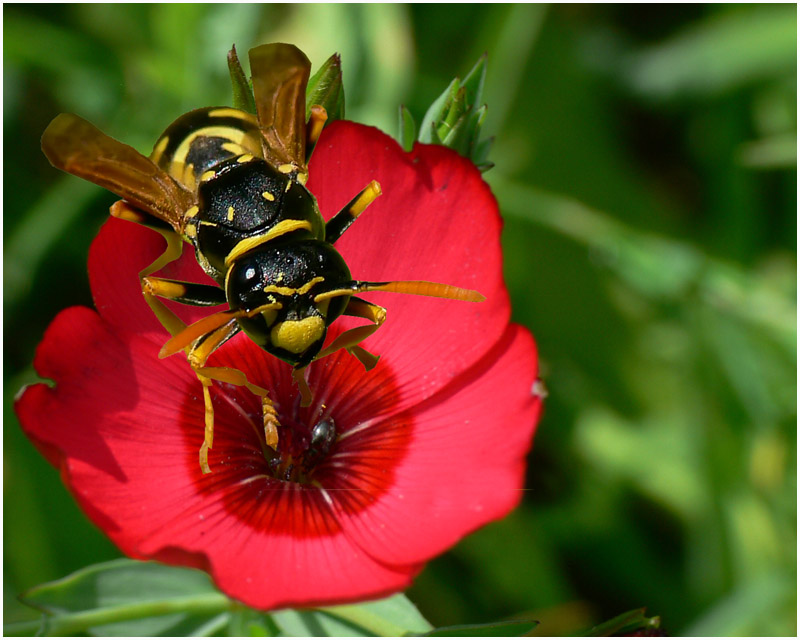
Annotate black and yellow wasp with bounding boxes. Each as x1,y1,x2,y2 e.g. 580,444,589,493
41,43,483,473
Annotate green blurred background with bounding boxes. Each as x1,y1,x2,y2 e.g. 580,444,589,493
4,4,796,636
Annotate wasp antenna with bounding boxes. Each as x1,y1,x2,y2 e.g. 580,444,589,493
355,280,485,302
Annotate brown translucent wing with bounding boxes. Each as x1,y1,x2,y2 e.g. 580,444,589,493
249,43,311,171
41,113,194,231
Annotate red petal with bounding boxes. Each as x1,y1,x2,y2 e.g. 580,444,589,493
15,306,422,610
307,122,511,409
333,325,541,566
90,217,222,339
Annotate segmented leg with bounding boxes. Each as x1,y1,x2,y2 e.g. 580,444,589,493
113,200,280,473
325,180,382,243
194,365,281,471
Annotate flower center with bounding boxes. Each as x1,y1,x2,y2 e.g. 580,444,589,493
262,412,337,484
182,344,413,535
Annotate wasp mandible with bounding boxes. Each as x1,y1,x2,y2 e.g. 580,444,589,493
41,43,484,473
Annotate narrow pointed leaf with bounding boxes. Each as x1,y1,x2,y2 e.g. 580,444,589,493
425,618,539,636
306,52,345,122
399,105,417,151
461,53,488,108
227,45,256,114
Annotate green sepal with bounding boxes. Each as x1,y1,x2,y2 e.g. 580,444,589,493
306,53,345,123
398,105,417,151
417,53,493,170
227,45,256,114
419,78,458,144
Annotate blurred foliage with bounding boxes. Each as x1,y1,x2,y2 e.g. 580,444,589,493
4,4,796,636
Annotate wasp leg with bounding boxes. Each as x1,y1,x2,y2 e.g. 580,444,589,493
292,367,313,407
193,365,281,470
325,181,382,244
111,201,192,337
141,276,227,307
315,297,386,370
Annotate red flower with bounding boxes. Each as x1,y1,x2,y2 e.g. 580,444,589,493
16,121,541,610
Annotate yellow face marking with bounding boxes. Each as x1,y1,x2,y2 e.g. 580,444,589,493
208,107,248,118
237,154,254,163
270,316,326,354
227,206,235,221
200,169,216,183
297,172,308,186
262,191,275,202
278,163,294,174
224,219,314,266
185,206,200,219
263,276,325,297
285,181,292,193
150,136,169,164
185,223,197,239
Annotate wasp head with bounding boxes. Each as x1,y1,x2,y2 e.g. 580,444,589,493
225,240,353,367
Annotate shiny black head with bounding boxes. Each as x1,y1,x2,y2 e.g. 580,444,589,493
226,240,353,367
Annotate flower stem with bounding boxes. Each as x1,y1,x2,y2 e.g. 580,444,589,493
6,593,231,636
315,604,409,637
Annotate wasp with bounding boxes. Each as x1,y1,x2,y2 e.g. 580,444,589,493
41,43,484,473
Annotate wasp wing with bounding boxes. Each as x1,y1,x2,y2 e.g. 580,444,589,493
41,113,195,231
249,43,311,171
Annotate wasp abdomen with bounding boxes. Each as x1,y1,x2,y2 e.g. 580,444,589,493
150,107,263,190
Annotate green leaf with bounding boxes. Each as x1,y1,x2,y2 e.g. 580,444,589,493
227,44,256,113
425,618,539,636
17,559,231,636
586,608,661,636
273,593,433,637
306,53,345,122
398,105,417,151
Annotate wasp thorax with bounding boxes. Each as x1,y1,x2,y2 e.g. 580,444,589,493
190,158,324,281
225,241,353,367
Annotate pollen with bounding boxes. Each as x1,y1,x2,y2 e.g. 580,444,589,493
237,154,254,163
262,191,275,201
227,206,235,221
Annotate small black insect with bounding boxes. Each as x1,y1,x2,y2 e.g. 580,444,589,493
41,43,483,473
